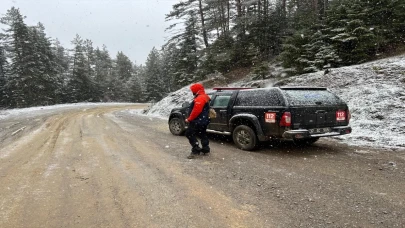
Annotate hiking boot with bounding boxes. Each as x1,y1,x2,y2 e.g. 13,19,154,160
191,146,202,154
187,152,199,159
201,146,210,155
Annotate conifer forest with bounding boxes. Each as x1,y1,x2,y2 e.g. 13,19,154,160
1,0,404,108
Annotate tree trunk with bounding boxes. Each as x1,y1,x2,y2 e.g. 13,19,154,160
212,9,220,38
218,0,226,35
323,0,329,16
235,0,245,35
281,0,286,16
318,0,327,18
198,0,209,48
236,0,242,17
313,0,318,17
227,0,230,33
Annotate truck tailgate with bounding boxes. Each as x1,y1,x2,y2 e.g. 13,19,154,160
281,88,349,130
290,106,348,129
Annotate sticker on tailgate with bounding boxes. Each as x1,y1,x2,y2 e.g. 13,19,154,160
265,112,276,123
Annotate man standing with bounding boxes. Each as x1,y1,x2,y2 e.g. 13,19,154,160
185,83,211,159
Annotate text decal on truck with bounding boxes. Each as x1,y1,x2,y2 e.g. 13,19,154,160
265,112,276,123
336,110,346,121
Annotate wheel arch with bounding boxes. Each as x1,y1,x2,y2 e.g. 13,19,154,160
169,112,185,123
229,114,265,139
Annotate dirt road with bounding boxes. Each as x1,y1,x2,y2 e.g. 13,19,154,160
0,104,404,227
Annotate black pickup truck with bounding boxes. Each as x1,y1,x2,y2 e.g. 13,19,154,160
168,87,352,150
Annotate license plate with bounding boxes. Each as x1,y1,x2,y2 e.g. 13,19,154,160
309,127,331,134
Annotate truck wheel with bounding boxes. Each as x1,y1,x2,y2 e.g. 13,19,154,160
169,118,185,136
233,125,258,151
293,137,320,146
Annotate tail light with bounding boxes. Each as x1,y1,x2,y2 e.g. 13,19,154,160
336,110,346,121
280,112,291,127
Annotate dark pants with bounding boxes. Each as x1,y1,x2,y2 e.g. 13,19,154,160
185,122,209,150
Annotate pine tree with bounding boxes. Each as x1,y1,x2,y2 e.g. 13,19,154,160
0,44,8,108
160,43,177,92
94,45,112,101
166,0,209,48
53,39,69,73
166,12,201,88
1,7,36,107
115,51,133,82
127,64,143,102
359,0,405,52
280,30,311,74
181,13,200,81
0,8,63,107
52,39,70,103
326,1,376,64
203,0,230,38
300,28,341,73
237,0,287,61
390,0,405,44
108,51,134,101
84,39,95,82
28,23,60,106
68,34,95,102
289,0,319,30
312,30,341,70
205,34,233,73
144,47,165,102
83,39,101,101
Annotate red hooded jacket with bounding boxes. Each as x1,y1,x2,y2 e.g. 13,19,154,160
187,83,210,122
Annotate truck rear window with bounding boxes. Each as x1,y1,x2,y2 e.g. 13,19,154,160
282,90,343,106
235,89,284,106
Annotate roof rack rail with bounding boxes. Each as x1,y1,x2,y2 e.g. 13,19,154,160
279,86,327,90
212,87,253,91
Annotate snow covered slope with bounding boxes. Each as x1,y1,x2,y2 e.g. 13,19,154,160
276,55,405,149
144,87,193,118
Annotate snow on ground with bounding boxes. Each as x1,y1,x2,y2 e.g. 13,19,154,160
144,86,215,119
277,55,405,149
0,102,134,120
144,54,405,150
145,87,193,118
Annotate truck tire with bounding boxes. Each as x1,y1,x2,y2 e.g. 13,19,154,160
232,125,258,151
169,117,185,136
293,137,320,146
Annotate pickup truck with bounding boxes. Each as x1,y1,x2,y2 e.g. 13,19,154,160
168,87,352,150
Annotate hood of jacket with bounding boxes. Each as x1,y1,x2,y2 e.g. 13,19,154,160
190,83,205,95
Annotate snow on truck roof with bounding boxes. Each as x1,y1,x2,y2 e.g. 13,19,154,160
212,87,328,91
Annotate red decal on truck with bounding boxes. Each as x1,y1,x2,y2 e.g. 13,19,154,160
336,110,346,121
265,112,276,123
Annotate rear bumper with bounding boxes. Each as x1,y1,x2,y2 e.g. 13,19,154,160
282,126,352,139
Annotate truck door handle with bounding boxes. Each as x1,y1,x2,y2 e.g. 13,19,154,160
219,110,227,113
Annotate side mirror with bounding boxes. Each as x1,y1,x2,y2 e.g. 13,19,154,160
182,102,190,108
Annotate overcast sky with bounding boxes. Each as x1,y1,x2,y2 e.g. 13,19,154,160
1,0,177,64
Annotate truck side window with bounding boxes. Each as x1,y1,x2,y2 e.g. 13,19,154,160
213,95,231,107
235,89,284,106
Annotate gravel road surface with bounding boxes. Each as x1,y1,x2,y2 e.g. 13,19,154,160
0,104,404,227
